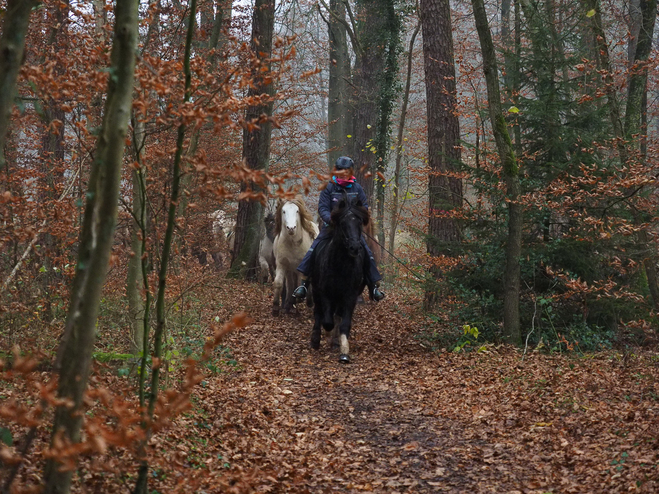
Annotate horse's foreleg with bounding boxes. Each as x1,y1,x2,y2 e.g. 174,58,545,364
283,270,297,313
337,305,356,363
329,315,341,350
310,307,322,350
305,280,314,308
272,268,285,316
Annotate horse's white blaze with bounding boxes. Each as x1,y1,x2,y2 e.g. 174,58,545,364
282,202,299,234
340,334,349,356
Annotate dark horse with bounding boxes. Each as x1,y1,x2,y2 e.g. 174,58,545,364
310,195,368,363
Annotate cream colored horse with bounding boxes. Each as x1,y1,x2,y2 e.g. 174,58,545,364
272,198,318,315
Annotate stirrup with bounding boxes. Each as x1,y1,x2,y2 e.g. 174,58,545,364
293,282,308,299
370,285,385,302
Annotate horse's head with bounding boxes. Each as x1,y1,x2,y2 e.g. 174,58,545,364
274,197,316,239
264,213,276,240
331,196,369,258
281,201,300,236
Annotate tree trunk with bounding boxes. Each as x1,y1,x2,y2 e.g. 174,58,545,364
0,0,39,173
178,0,231,222
350,0,390,201
585,0,659,310
351,57,379,200
127,120,146,355
229,0,275,280
389,20,420,258
624,0,656,140
42,0,139,491
327,0,350,169
133,1,198,492
92,0,107,39
471,0,522,344
420,0,462,310
624,0,658,309
126,0,162,357
373,0,401,260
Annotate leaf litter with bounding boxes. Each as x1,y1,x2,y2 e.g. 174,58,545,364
2,280,658,493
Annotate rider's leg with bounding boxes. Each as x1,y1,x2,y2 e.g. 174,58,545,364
293,231,327,299
292,275,310,299
361,238,385,301
292,249,313,299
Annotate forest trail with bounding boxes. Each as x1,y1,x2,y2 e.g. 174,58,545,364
174,282,658,493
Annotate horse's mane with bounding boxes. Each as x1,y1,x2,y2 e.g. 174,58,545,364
330,199,369,227
274,197,317,239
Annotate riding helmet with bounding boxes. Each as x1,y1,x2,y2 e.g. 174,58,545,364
335,156,354,170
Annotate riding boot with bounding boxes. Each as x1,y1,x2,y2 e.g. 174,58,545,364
369,282,385,302
293,277,309,299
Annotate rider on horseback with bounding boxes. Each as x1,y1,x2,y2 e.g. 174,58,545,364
292,156,385,302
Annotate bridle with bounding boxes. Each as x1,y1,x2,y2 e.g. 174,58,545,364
332,204,364,255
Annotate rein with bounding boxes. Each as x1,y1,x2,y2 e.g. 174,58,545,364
360,230,426,281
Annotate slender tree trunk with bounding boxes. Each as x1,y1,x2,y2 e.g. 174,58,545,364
389,20,420,257
585,0,658,309
92,0,107,38
229,0,275,279
127,120,146,355
211,0,233,59
624,0,658,309
133,1,198,492
624,0,656,139
126,0,161,356
178,0,231,219
420,0,462,309
42,0,139,491
471,0,522,344
36,0,70,320
373,0,401,259
0,0,39,173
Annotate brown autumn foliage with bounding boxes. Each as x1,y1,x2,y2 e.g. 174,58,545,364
1,0,659,492
1,281,658,492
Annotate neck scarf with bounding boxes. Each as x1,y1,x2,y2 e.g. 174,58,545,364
333,175,356,187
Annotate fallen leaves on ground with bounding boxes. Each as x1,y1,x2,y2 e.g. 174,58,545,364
2,280,658,493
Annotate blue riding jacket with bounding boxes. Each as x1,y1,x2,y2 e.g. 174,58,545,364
318,181,369,227
297,178,381,284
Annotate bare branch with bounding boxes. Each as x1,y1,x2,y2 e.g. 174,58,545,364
317,0,362,57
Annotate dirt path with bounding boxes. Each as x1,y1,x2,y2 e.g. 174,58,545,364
178,283,658,493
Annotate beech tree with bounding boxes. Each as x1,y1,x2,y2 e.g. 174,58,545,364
229,0,276,279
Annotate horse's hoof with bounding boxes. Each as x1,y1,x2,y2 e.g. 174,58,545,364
310,337,321,350
339,354,350,363
272,306,280,316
